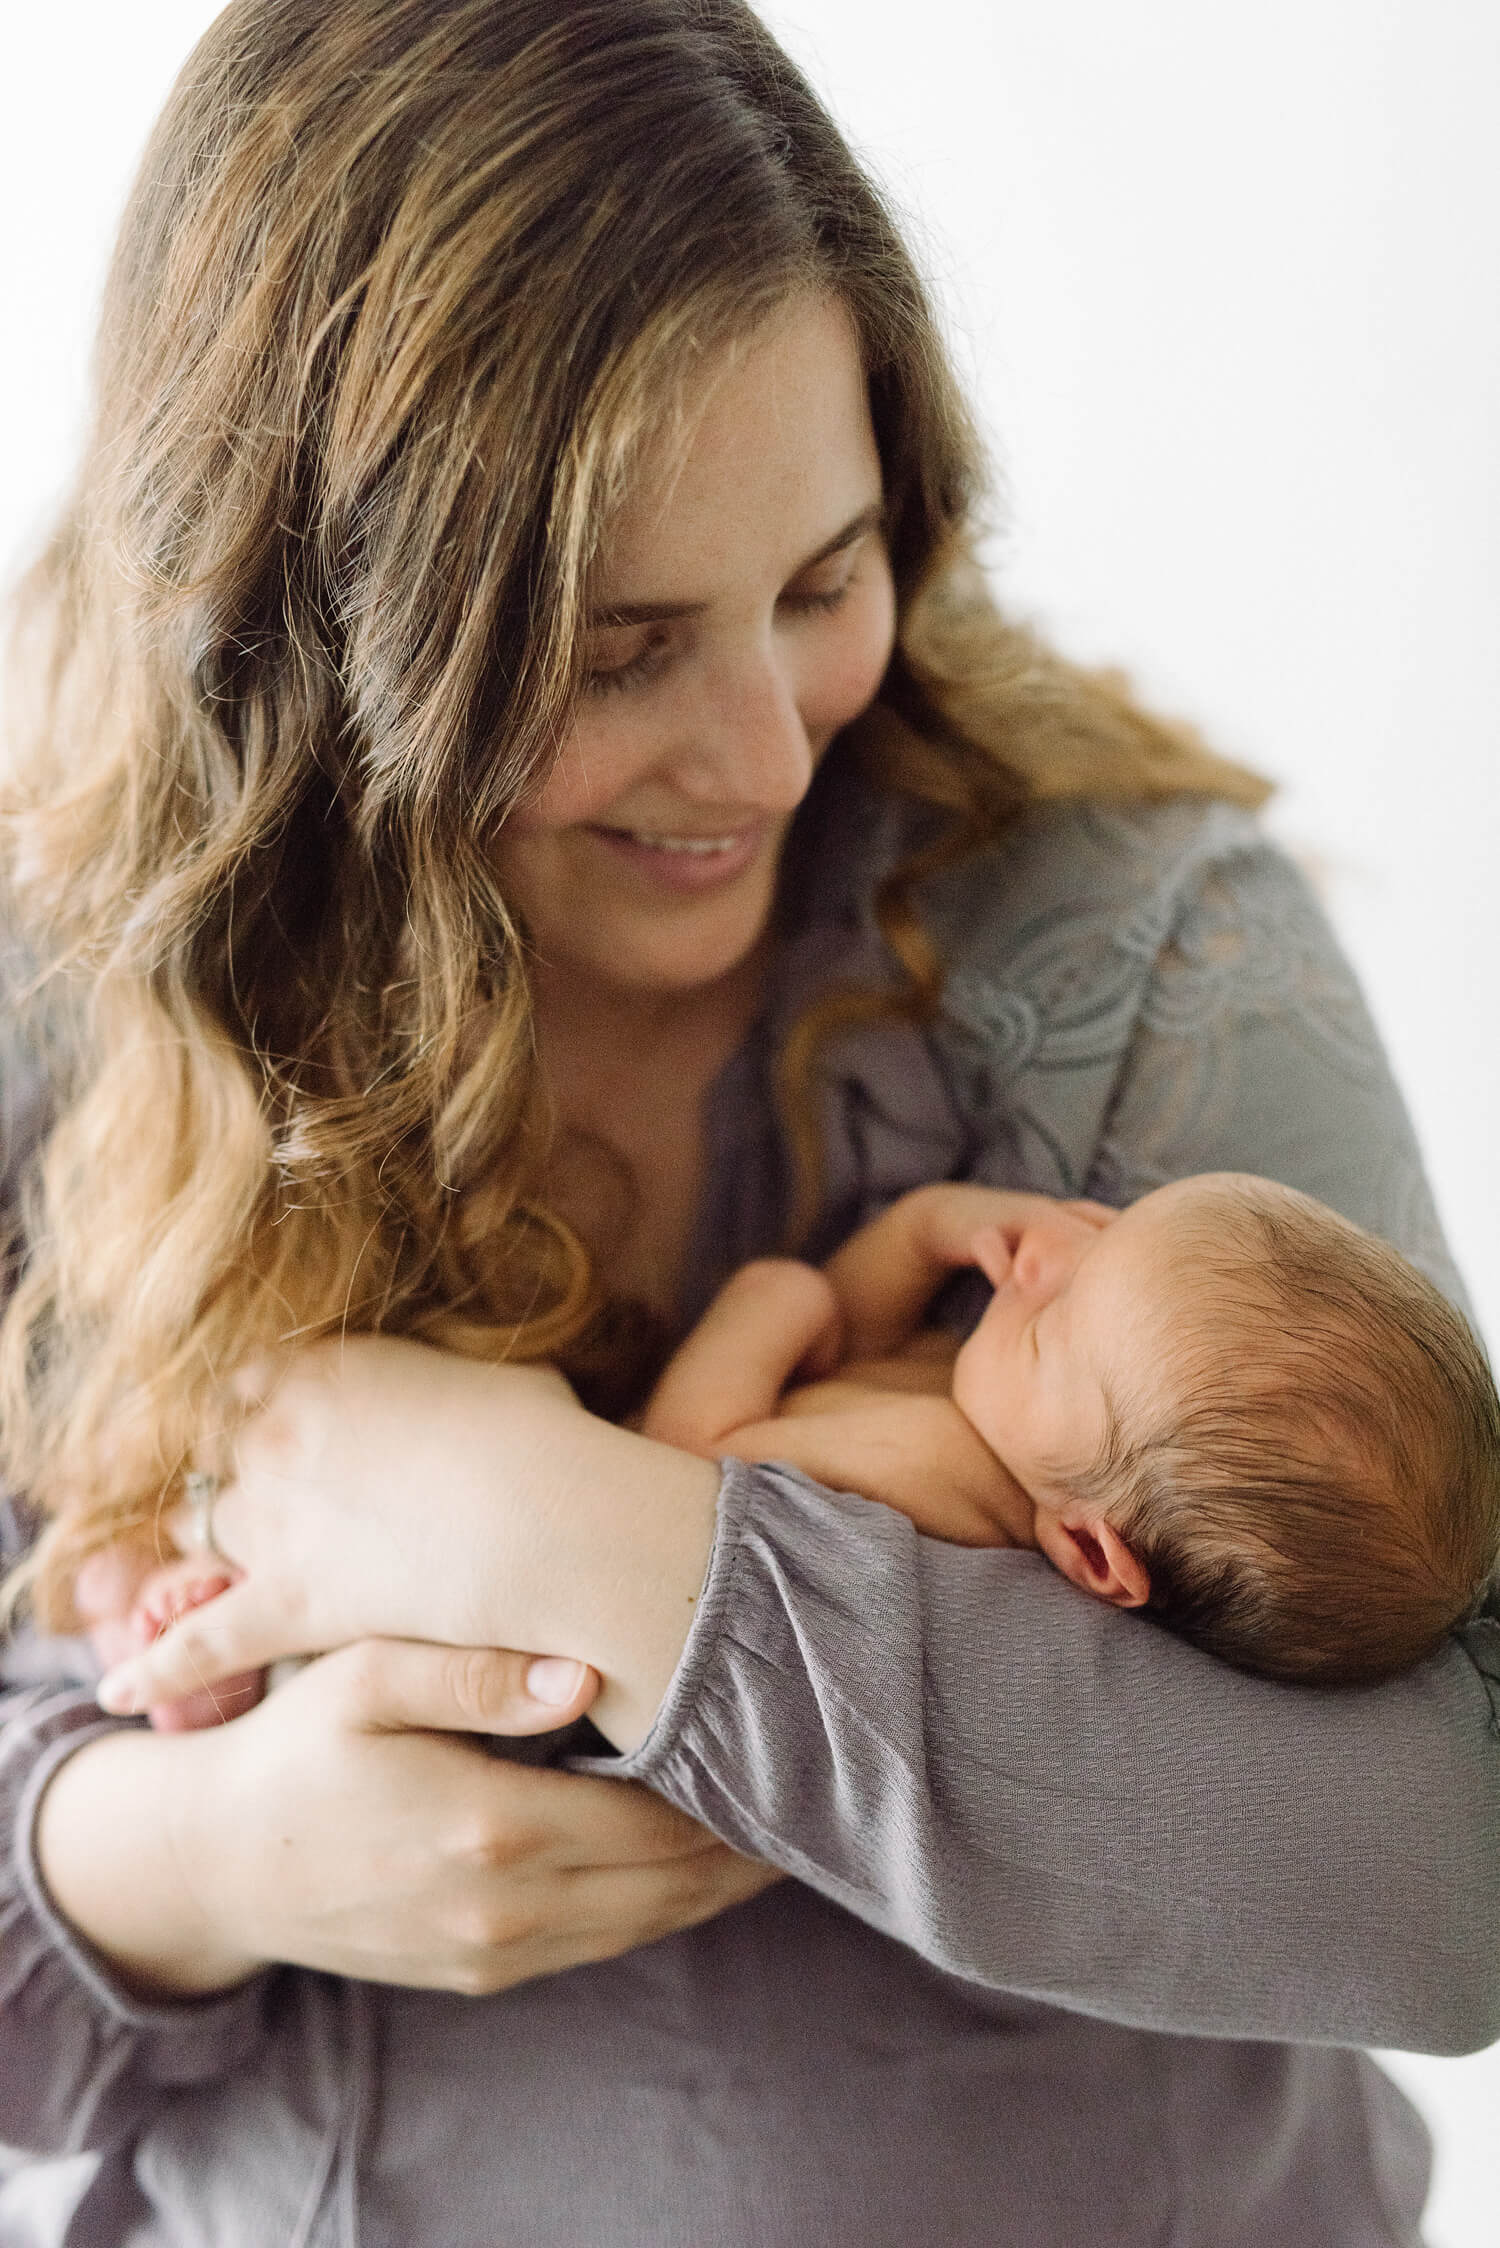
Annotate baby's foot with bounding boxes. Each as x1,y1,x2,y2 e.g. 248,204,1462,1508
128,1558,266,1732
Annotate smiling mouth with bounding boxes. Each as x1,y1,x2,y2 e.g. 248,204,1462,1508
603,829,749,854
585,821,770,892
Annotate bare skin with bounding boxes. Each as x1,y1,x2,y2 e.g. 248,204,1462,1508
41,1638,769,1999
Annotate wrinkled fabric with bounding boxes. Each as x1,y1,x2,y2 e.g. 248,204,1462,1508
2,769,1496,2245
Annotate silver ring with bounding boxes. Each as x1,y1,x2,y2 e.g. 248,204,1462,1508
183,1471,227,1563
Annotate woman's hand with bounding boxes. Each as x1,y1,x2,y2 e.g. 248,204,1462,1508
41,1636,776,1997
95,1334,722,1752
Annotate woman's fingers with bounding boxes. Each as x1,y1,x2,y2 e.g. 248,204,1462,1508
60,1642,760,1997
501,1844,781,1985
101,1622,602,1739
96,1577,284,1712
325,1637,601,1740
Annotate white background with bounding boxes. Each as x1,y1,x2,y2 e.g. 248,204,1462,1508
2,5,1496,2240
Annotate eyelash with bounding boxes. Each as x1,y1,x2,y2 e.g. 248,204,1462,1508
582,579,855,696
784,582,854,615
583,638,671,698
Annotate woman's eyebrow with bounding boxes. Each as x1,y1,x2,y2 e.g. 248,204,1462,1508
586,501,885,628
795,499,885,571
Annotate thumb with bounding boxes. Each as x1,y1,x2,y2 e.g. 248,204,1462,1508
323,1638,600,1738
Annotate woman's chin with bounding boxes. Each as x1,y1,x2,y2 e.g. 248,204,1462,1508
541,878,779,1009
568,927,765,1007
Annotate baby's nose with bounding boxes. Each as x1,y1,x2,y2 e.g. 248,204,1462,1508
1010,1217,1087,1300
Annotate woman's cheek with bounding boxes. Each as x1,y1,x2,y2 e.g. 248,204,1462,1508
809,574,898,737
505,722,648,832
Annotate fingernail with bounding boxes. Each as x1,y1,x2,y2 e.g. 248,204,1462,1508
96,1666,147,1716
524,1657,587,1706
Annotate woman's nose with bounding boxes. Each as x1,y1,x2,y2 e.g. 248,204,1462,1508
671,641,815,811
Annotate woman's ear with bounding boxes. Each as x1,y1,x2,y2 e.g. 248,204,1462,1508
1032,1507,1151,1609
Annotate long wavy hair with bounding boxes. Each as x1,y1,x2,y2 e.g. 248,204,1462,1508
0,0,1265,1624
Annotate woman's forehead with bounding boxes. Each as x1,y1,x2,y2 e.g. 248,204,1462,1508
590,296,882,602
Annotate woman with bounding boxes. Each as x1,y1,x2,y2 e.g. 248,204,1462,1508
1,2,1496,2242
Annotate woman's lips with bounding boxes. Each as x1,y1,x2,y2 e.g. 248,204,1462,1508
587,822,768,892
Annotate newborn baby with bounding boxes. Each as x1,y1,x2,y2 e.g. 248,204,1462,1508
124,1172,1500,1707
641,1175,1500,1685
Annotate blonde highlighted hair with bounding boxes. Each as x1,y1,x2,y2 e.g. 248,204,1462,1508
0,0,1264,1622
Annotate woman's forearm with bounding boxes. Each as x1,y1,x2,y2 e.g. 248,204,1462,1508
35,1728,264,1995
456,1391,721,1750
596,1458,1500,2053
95,1351,723,1755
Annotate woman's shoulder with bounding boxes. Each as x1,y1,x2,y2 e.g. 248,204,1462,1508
916,790,1272,972
912,791,1381,1114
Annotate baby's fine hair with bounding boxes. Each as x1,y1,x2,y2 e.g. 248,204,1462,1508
1091,1179,1500,1686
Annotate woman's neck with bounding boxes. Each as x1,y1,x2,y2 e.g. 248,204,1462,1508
529,942,767,1078
531,947,768,1321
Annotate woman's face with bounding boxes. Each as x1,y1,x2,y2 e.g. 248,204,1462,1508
493,295,897,1009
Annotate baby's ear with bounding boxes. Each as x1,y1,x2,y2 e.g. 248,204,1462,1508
1033,1508,1150,1609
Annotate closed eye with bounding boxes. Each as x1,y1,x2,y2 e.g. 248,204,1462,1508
779,579,854,616
582,627,676,697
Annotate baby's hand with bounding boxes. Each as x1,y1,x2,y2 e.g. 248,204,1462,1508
127,1558,266,1732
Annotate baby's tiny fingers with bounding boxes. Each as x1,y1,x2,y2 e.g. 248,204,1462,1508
96,1582,283,1716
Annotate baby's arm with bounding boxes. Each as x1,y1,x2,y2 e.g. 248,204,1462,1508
640,1259,842,1450
643,1255,1020,1545
824,1184,1086,1354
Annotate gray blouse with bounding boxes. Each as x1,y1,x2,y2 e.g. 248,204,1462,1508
3,770,1498,2247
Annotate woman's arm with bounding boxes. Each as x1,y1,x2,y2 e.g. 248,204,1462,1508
34,1640,606,1996
97,1357,723,1754
80,810,1500,2052
602,1459,1500,2053
0,1643,774,2156
603,817,1500,2052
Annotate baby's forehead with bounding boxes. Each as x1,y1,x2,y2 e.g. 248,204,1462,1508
1130,1171,1283,1228
1092,1184,1289,1362
1105,1177,1372,1381
1119,1173,1325,1271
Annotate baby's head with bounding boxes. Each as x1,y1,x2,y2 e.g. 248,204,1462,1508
951,1175,1500,1685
